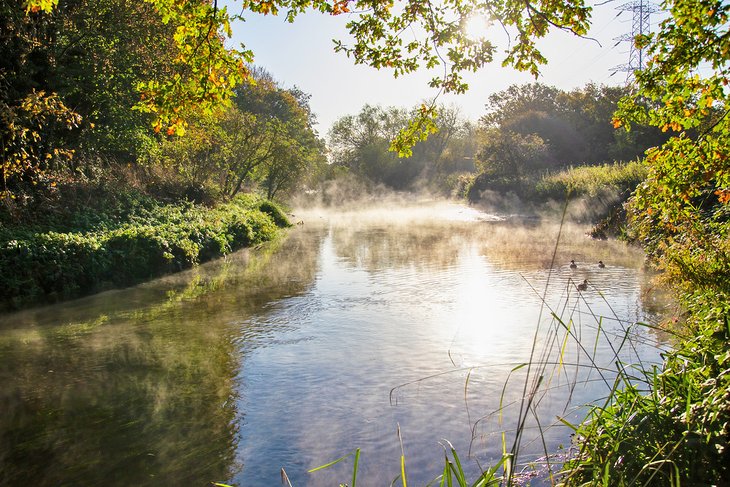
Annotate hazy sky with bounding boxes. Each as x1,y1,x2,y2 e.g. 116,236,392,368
228,1,648,136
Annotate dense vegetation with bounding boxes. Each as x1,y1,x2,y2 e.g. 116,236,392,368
464,83,667,210
0,192,289,309
559,0,730,482
3,0,729,484
0,1,325,308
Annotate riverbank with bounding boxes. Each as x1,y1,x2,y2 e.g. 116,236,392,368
464,160,647,238
460,160,729,484
0,191,290,310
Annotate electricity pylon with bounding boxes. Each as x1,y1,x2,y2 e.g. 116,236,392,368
611,0,660,82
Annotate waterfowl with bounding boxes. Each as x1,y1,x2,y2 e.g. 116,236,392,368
570,259,577,269
598,261,605,268
577,279,588,291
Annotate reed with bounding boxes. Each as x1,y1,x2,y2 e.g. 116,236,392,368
274,198,727,486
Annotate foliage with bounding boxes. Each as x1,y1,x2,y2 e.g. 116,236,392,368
561,289,730,485
0,194,289,309
137,0,252,136
618,0,729,291
234,69,327,200
21,0,595,157
0,90,81,196
328,103,475,191
476,130,550,181
0,0,185,198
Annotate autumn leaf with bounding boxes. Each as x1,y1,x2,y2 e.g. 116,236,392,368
715,189,730,204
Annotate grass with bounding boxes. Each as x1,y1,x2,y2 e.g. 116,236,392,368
561,289,730,485
287,196,728,487
535,160,648,201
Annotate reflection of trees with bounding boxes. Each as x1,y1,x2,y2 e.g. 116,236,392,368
331,223,472,272
329,219,647,274
0,229,322,486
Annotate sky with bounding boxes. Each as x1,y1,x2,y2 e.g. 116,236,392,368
227,1,654,136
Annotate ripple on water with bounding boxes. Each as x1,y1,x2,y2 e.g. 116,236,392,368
0,203,669,487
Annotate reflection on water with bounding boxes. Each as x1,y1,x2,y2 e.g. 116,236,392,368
0,202,670,486
0,235,322,486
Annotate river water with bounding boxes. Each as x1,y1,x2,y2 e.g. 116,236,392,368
0,202,670,486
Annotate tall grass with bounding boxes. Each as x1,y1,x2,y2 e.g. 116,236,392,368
293,200,704,487
561,288,730,485
535,160,647,201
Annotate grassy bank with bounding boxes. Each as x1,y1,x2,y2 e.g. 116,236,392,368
534,160,647,201
0,192,290,310
559,285,730,485
560,209,730,483
466,160,647,234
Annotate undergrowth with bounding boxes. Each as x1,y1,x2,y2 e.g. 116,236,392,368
0,194,290,310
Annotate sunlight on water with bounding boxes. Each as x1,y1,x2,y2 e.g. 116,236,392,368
0,201,672,486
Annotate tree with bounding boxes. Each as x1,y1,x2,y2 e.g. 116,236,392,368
475,129,550,183
144,67,325,200
329,104,404,182
477,83,667,170
410,104,465,177
21,0,592,145
259,129,326,200
617,0,729,294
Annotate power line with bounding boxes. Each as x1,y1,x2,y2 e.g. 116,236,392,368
610,0,660,82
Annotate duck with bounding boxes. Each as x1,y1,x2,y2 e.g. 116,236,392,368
570,259,577,269
598,260,605,268
577,279,588,291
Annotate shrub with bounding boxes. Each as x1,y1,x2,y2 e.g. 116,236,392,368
0,195,289,310
256,199,291,228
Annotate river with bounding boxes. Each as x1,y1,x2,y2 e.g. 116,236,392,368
0,202,670,486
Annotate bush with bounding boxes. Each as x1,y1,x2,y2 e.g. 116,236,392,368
256,199,291,228
0,195,289,310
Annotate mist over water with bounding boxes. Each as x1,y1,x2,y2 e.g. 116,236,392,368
0,200,670,486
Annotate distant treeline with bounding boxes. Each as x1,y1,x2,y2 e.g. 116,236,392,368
326,83,669,203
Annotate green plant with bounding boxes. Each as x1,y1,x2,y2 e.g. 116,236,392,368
0,194,288,310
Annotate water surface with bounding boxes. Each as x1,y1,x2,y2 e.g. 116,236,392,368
0,202,670,486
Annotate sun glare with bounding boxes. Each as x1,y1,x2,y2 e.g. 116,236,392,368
464,14,490,41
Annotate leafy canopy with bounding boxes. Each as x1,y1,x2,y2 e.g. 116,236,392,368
618,0,729,293
25,0,592,145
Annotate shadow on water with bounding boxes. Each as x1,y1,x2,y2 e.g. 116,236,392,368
0,232,324,486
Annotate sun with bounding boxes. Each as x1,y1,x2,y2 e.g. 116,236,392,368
463,13,491,41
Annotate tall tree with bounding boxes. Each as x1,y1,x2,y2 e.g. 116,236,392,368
618,0,729,294
22,0,591,150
